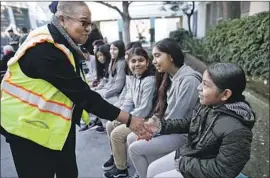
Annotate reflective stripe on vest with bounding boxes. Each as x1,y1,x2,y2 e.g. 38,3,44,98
1,26,90,150
2,76,72,120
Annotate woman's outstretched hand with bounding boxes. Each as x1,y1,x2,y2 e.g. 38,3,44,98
129,116,153,141
136,115,160,141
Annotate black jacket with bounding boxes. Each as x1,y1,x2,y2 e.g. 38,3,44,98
160,102,256,178
0,52,15,71
1,24,120,140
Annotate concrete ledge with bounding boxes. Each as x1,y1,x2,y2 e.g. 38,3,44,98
243,90,269,178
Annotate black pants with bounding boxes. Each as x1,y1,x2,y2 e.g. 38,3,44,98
9,123,78,178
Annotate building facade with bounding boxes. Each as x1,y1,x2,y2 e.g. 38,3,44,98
192,1,270,38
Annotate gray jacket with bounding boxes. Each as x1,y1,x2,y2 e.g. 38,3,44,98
104,59,126,99
123,75,156,117
164,64,201,120
85,55,97,83
114,75,133,113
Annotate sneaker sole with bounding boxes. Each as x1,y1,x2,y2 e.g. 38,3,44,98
88,125,99,130
103,172,128,178
102,164,116,171
96,129,107,133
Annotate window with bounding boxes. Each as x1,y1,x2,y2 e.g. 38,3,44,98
241,2,250,13
206,3,212,29
241,2,250,17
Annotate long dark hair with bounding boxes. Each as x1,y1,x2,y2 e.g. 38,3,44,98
95,44,111,80
110,40,125,77
207,63,248,104
152,38,185,119
151,73,170,118
126,41,142,51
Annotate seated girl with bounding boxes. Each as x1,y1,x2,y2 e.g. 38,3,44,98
92,44,111,89
114,41,143,110
103,47,156,178
79,44,111,131
127,38,202,178
95,40,126,103
143,63,256,178
94,40,127,133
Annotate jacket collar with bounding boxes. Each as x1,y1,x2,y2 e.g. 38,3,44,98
48,23,71,49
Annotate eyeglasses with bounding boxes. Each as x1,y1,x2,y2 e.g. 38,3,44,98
63,15,92,29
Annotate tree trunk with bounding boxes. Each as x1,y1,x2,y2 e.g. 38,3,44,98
122,2,131,44
187,14,193,37
185,1,194,37
123,18,130,44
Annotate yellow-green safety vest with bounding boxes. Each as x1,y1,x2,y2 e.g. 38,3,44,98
1,25,90,151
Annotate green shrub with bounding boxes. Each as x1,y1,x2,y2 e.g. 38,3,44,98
204,12,270,80
169,12,269,81
184,37,208,62
169,28,190,49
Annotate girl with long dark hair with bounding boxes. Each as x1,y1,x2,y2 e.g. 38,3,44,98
103,47,156,178
92,44,111,88
94,40,127,133
127,38,202,178
79,44,111,132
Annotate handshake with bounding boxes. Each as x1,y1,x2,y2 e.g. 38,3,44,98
128,115,161,141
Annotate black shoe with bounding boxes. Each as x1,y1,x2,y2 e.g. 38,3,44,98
88,119,103,130
102,155,115,171
79,125,89,132
103,168,128,178
80,118,103,132
129,172,139,178
96,125,106,133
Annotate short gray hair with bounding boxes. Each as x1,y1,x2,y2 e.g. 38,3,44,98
55,1,87,17
3,45,14,52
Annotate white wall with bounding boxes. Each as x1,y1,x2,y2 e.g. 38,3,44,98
180,2,206,38
196,2,207,38
249,1,269,16
100,21,119,43
155,17,180,42
99,17,180,44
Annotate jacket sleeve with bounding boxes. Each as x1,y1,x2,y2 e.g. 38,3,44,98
118,75,130,103
160,116,191,135
18,43,120,121
118,84,127,101
122,78,134,109
165,76,200,120
130,77,156,117
95,77,107,89
179,129,253,178
104,60,126,98
89,55,97,80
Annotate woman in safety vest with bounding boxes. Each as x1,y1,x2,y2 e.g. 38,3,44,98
0,2,151,178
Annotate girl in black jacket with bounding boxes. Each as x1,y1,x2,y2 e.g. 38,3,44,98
142,63,256,178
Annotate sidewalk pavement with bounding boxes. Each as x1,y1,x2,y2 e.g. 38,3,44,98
1,125,135,178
